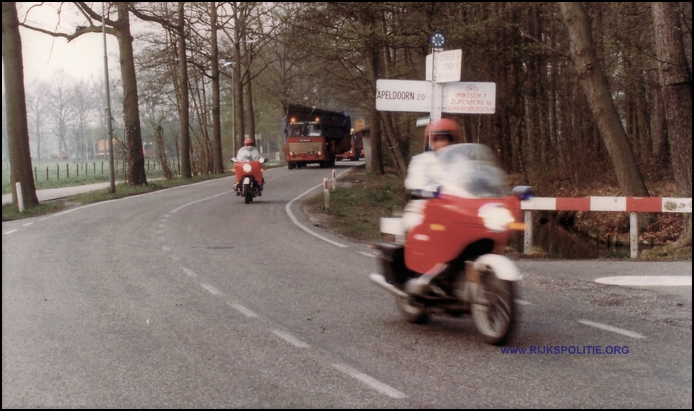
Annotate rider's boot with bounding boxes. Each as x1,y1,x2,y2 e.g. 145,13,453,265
405,263,448,296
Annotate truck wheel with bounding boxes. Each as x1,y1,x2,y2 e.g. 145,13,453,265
288,162,296,170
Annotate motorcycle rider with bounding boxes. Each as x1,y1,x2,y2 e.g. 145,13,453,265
233,138,263,193
402,118,462,294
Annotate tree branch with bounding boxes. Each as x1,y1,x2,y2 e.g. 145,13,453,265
519,29,571,60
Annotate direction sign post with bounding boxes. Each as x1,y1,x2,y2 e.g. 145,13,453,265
375,31,495,121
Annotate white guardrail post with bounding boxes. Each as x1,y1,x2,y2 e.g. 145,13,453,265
630,212,638,259
523,210,532,255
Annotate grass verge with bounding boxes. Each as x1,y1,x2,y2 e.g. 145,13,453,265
303,166,407,243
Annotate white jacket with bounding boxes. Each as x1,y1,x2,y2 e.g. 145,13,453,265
404,150,444,193
403,150,444,232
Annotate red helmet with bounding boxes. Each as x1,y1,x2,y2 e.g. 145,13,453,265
243,138,255,147
424,118,461,143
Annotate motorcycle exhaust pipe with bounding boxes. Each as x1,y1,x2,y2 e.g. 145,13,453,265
369,273,409,298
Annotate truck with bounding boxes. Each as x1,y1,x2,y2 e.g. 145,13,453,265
335,132,364,162
282,104,351,169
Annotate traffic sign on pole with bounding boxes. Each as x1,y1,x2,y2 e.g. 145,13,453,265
416,117,430,127
442,82,496,114
425,49,462,83
375,79,431,112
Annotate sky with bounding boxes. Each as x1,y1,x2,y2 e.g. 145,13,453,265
19,26,120,86
9,3,122,88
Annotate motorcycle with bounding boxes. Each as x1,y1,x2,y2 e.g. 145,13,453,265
369,143,533,345
232,146,266,204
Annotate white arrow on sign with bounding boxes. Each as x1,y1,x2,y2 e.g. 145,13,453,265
375,79,431,112
442,82,496,114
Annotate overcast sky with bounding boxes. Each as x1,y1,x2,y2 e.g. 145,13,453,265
19,27,120,86
7,3,122,88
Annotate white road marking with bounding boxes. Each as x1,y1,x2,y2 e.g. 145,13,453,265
161,245,171,252
3,229,18,235
230,303,258,318
577,320,646,339
270,329,310,348
515,299,531,305
359,251,378,258
170,191,231,214
22,222,34,227
200,283,223,295
331,363,408,399
595,276,692,286
284,168,359,249
181,267,198,277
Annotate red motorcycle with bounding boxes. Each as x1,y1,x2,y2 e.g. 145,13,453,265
369,143,533,345
232,146,265,204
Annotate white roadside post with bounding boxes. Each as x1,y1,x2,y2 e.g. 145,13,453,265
332,169,336,191
15,182,24,212
323,178,330,210
630,212,638,259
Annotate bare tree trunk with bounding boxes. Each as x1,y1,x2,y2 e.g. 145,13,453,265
210,2,223,173
110,4,147,185
177,2,191,178
244,39,255,143
652,2,692,246
155,125,173,179
559,2,648,197
2,2,38,207
361,8,383,175
380,112,408,178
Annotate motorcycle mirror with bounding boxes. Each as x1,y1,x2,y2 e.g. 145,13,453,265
259,157,266,164
231,157,237,163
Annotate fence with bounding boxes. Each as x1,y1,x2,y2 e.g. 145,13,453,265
521,197,692,258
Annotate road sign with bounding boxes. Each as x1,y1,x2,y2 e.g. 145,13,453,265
416,117,430,127
375,79,431,112
442,82,496,114
425,49,462,83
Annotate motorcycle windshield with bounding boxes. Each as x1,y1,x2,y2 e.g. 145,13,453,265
436,144,508,198
236,146,261,162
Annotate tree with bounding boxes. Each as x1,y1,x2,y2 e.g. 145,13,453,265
559,2,649,197
26,81,50,160
2,2,38,207
20,2,148,185
652,2,692,246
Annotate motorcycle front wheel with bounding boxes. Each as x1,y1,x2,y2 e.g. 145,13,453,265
244,186,253,204
396,295,430,324
471,273,516,345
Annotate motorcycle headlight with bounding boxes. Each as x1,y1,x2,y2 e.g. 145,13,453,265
242,163,252,173
478,204,515,232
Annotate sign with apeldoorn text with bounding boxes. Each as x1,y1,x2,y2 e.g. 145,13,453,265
375,79,431,112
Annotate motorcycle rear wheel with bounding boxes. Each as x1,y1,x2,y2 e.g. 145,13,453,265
471,273,516,345
396,295,430,324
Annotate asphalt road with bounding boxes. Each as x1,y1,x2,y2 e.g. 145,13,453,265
2,162,691,408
